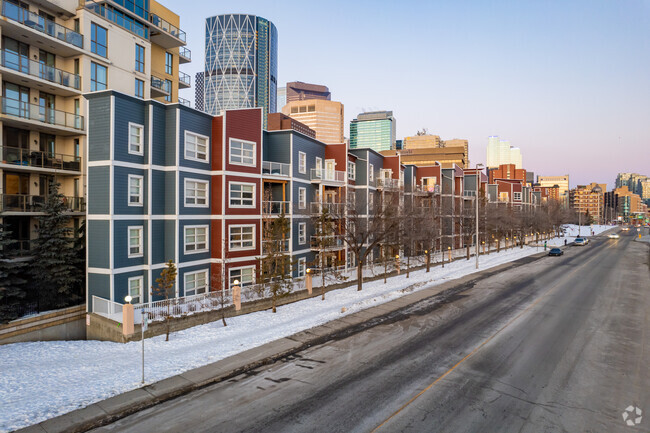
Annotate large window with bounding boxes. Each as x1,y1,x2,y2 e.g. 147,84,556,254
90,62,107,91
128,175,143,205
128,276,143,304
298,151,306,174
229,225,255,250
184,270,208,296
135,78,144,99
165,52,173,75
128,226,143,257
135,44,145,73
298,222,306,245
185,179,208,207
185,132,208,162
348,161,356,180
184,225,208,254
298,258,306,277
129,123,143,155
229,139,256,166
164,79,172,102
91,23,108,57
229,183,254,207
229,266,254,288
299,187,306,209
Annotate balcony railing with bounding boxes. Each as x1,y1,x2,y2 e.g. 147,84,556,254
310,202,345,216
263,161,290,176
178,97,191,107
1,0,83,48
149,13,186,43
84,1,147,39
0,97,84,131
1,194,85,213
0,51,81,91
262,239,290,254
2,238,34,257
262,201,290,215
310,169,346,184
414,184,440,194
151,76,170,94
178,70,191,87
310,235,345,251
178,47,191,62
1,146,81,172
377,178,404,190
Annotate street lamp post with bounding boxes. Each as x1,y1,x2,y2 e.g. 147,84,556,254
475,163,484,269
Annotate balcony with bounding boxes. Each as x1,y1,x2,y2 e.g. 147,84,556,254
262,201,290,215
149,13,186,48
150,76,170,98
0,50,81,97
0,97,84,135
84,1,147,39
262,239,290,254
1,194,85,213
310,169,346,186
310,202,345,216
0,0,84,56
414,184,440,195
310,235,345,251
377,178,404,191
1,146,81,174
178,47,191,64
263,161,290,177
178,70,191,89
178,97,191,107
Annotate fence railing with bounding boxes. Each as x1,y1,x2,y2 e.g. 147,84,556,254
92,296,123,323
262,200,290,214
310,235,345,251
85,1,147,39
0,97,84,130
1,146,81,171
0,194,85,212
149,13,186,43
310,202,345,216
0,50,81,90
310,169,346,184
179,47,191,61
377,178,404,190
263,161,290,176
151,76,170,94
178,97,191,107
262,239,290,254
178,70,191,86
414,184,440,194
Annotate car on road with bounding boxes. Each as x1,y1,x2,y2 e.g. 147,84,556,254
574,238,587,246
622,227,630,231
608,233,620,239
548,248,563,256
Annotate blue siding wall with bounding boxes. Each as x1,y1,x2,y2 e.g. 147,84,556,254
114,220,148,269
114,166,147,215
87,273,110,311
151,170,166,214
165,108,177,166
151,103,168,166
164,220,175,262
179,107,213,170
113,95,147,165
114,271,149,305
151,220,167,264
263,131,291,163
87,95,111,161
164,171,176,214
87,166,109,214
87,220,110,268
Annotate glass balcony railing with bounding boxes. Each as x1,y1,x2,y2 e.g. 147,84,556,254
179,70,191,86
0,194,85,213
150,76,170,94
1,146,81,171
0,50,81,91
263,161,290,176
149,13,186,43
1,0,83,48
179,47,191,61
178,97,191,107
0,97,84,131
262,201,291,215
84,1,148,39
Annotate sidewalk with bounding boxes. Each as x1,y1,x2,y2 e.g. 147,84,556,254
17,250,554,433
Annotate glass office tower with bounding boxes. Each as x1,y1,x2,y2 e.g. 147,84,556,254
204,14,278,127
349,111,396,152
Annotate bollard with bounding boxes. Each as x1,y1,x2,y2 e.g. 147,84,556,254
233,283,241,311
306,269,313,294
122,303,134,336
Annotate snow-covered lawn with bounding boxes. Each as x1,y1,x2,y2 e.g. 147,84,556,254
0,224,612,432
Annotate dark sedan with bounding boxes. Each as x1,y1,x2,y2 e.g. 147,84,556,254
548,248,563,256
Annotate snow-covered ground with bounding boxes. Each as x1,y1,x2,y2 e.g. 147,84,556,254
0,224,612,432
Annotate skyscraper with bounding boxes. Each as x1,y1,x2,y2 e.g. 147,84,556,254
195,71,204,111
282,99,344,144
277,87,286,111
486,136,522,168
350,111,396,152
286,81,331,102
204,14,278,126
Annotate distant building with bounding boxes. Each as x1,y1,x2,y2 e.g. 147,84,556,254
401,135,469,168
606,186,647,223
404,135,441,149
488,164,526,184
538,175,570,206
286,81,331,102
395,139,403,150
282,99,344,144
277,87,286,111
569,183,606,224
486,136,522,169
267,113,316,139
384,146,468,169
195,72,204,111
350,111,396,152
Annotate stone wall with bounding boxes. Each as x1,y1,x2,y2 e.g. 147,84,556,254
0,305,86,345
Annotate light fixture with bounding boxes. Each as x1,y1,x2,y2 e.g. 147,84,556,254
233,279,240,286
125,295,132,304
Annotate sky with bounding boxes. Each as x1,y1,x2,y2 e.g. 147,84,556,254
170,0,650,188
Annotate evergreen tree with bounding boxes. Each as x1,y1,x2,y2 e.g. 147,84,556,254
0,224,28,323
73,220,86,300
259,212,292,313
31,183,82,310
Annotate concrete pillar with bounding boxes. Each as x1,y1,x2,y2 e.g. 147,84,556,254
122,304,134,336
306,271,312,295
233,285,241,311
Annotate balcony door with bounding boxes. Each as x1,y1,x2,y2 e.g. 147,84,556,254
2,36,29,73
2,127,29,164
38,49,56,82
39,91,55,125
2,172,29,211
2,82,29,118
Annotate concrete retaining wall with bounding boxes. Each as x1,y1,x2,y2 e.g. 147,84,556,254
0,305,86,345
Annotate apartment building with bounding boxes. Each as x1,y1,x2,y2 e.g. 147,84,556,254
569,183,605,224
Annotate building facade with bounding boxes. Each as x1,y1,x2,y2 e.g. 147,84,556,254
281,99,344,144
350,111,396,152
486,136,522,169
203,14,278,127
286,81,330,102
569,183,605,224
194,71,204,111
537,175,570,207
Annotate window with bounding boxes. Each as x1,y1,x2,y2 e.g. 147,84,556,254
298,222,306,245
135,78,144,98
229,225,255,250
229,267,254,288
164,79,172,102
315,157,322,174
91,23,108,57
185,132,208,161
229,139,256,166
129,123,143,155
128,175,143,205
299,187,306,209
128,276,143,304
128,226,143,257
184,225,208,253
165,52,173,75
513,192,522,201
135,44,145,73
368,193,374,211
298,258,306,277
298,151,306,174
185,179,208,207
349,191,356,207
90,62,107,91
369,164,374,182
229,183,254,207
348,161,356,180
184,270,208,296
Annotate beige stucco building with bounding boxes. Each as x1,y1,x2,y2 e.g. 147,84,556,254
282,99,344,144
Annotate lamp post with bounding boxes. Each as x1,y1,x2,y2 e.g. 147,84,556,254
395,255,400,275
475,163,484,269
425,249,430,272
233,279,241,311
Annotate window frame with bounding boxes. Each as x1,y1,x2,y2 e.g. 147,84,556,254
369,164,374,182
91,22,108,58
229,138,257,167
90,62,107,91
298,222,306,245
128,174,143,206
348,161,356,180
297,257,306,277
134,78,144,98
228,182,256,208
184,269,208,297
135,44,145,73
184,178,209,207
165,51,173,75
184,131,209,162
164,79,172,102
228,224,256,251
127,226,143,258
128,122,144,155
184,225,209,254
127,276,143,304
298,151,306,174
229,266,255,288
298,187,306,209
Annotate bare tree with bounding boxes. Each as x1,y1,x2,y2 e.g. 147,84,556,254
152,260,177,342
259,211,292,313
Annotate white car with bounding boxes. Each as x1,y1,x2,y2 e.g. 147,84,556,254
608,233,620,239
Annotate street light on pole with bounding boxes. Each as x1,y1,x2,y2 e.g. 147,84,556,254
475,163,484,269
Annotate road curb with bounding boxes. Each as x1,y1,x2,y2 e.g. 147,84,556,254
14,248,564,433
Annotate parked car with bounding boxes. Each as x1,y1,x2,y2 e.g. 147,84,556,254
548,248,564,256
608,233,620,239
574,238,587,246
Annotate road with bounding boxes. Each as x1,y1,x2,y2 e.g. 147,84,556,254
91,228,650,433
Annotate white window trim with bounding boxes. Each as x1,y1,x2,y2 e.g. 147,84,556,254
298,222,306,245
297,257,306,277
127,276,143,304
298,187,306,209
369,164,374,182
229,181,256,208
298,151,306,174
229,265,255,288
127,226,143,258
348,161,356,180
184,269,209,296
184,131,210,163
128,122,144,156
184,178,209,208
128,174,144,207
315,157,323,174
229,224,256,251
184,224,209,255
229,137,257,167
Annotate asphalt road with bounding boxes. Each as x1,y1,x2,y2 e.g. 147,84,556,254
91,228,650,433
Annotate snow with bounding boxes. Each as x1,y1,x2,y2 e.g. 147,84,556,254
0,224,612,432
